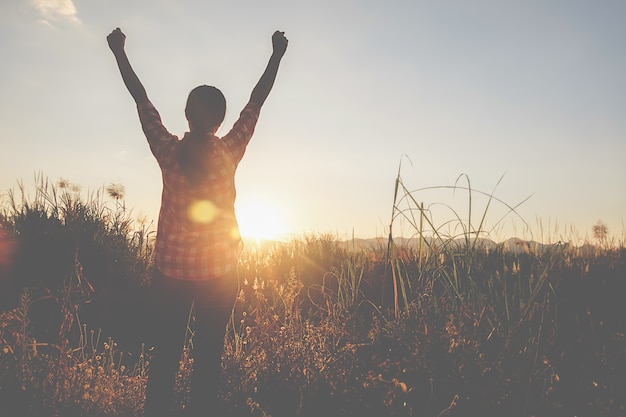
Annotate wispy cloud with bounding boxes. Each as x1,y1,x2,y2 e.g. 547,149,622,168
32,0,79,23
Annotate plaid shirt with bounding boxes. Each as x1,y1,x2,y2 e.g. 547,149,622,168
137,99,260,280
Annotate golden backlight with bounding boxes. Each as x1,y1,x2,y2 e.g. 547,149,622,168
236,198,288,241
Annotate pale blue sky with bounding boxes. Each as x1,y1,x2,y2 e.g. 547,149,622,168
1,0,625,242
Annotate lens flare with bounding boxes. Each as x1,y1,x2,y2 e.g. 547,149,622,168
230,227,241,240
188,200,219,224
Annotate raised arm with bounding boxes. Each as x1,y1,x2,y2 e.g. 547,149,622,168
249,31,288,108
107,28,149,104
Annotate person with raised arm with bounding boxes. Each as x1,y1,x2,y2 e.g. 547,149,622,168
107,27,288,417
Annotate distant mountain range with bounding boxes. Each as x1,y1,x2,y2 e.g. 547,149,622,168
243,236,598,254
341,236,541,253
345,236,598,254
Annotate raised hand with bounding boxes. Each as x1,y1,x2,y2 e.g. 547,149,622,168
107,28,126,54
107,27,148,103
249,31,288,107
272,31,288,58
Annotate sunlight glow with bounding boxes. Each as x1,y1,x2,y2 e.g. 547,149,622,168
236,198,288,241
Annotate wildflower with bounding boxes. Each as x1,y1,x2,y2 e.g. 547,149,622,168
106,183,126,200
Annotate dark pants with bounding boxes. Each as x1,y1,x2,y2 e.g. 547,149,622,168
144,268,238,417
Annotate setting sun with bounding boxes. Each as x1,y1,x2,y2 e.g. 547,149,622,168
236,198,289,241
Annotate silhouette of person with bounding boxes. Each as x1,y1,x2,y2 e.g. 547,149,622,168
107,27,288,417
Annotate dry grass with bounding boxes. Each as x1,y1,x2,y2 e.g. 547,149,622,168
1,174,625,416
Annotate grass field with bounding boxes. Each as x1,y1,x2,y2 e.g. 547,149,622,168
1,176,624,417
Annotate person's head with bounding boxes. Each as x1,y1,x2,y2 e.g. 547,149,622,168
185,85,226,134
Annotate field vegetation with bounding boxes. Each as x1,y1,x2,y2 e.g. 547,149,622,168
0,174,624,417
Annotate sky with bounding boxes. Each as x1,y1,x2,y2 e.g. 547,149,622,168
1,0,625,243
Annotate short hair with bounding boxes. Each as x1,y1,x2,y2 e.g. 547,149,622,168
185,85,226,131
